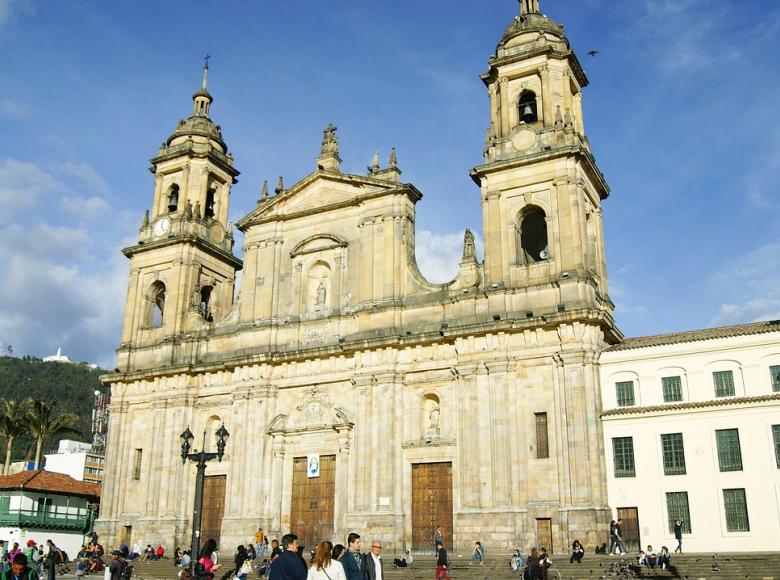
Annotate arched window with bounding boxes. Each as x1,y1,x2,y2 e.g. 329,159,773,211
199,285,214,322
518,206,549,263
204,188,216,219
147,281,166,327
167,185,179,213
518,91,538,124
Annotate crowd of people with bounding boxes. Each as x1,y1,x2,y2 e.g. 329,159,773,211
0,538,70,580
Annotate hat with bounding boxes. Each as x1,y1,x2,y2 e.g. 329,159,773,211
27,540,37,547
111,550,122,556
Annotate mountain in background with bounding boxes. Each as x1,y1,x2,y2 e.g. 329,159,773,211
0,356,107,461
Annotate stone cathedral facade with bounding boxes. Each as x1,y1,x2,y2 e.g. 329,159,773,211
97,1,621,553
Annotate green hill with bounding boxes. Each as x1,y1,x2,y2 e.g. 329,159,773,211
0,356,107,462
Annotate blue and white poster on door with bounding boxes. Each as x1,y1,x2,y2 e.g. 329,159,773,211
307,454,320,478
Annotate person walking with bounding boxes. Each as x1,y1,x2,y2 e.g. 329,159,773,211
44,540,61,580
433,527,443,556
608,520,618,555
340,534,364,580
268,534,306,580
435,542,450,580
673,520,683,554
108,552,124,580
614,519,628,555
365,542,383,580
307,541,345,580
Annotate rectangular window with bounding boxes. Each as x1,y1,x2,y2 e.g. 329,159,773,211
535,413,549,459
665,492,692,534
723,488,750,532
713,370,735,397
771,365,780,392
612,436,635,477
662,376,683,402
716,429,743,472
661,433,686,475
773,425,780,469
133,449,143,480
616,381,635,407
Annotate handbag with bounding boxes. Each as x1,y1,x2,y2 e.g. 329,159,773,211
239,560,253,575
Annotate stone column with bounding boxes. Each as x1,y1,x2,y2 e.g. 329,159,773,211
499,77,510,137
153,174,164,218
270,437,286,531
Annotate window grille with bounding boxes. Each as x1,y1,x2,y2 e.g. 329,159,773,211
723,488,750,532
772,425,780,469
715,429,742,472
662,376,682,402
771,365,780,392
661,433,686,475
616,381,635,407
612,437,635,477
665,492,691,534
713,370,735,397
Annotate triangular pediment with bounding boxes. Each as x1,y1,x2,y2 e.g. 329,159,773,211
237,170,411,230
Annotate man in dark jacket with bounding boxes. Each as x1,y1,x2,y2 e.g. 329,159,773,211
267,534,306,580
435,542,450,580
2,553,38,580
341,533,365,580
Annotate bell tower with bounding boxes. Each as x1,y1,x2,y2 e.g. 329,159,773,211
471,0,613,322
117,59,242,369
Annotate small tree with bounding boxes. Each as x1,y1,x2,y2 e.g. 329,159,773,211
25,398,81,470
0,399,30,475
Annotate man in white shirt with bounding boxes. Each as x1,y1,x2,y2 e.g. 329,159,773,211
366,542,383,580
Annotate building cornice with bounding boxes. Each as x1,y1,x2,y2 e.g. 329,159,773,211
601,393,780,419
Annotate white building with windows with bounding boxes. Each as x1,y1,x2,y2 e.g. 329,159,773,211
600,320,780,553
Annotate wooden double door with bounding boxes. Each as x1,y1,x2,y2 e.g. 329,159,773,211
290,455,336,548
411,462,453,552
617,507,641,553
200,475,227,547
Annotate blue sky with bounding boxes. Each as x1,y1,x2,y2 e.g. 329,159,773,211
1,0,779,368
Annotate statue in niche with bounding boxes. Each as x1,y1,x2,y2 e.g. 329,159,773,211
425,398,441,437
315,280,327,311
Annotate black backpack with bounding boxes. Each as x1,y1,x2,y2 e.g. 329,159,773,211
120,562,133,580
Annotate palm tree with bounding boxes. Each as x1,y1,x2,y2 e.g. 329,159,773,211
25,398,81,470
0,398,30,475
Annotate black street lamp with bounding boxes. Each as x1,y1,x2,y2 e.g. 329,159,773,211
180,424,229,577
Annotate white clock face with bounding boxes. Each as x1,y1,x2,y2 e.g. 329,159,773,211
153,217,171,236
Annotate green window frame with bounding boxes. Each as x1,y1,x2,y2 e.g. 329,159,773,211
773,425,780,469
662,376,682,402
723,488,750,532
616,381,635,407
713,370,735,397
771,365,780,393
612,436,635,477
661,433,686,475
665,492,692,534
716,429,743,472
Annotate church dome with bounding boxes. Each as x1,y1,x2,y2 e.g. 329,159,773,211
166,107,227,153
500,12,564,46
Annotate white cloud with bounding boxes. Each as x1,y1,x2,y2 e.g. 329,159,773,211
55,161,111,196
0,159,62,222
0,222,128,368
708,239,780,326
60,195,110,220
414,229,482,284
0,98,31,119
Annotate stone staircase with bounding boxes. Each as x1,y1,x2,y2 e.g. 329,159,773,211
121,552,780,580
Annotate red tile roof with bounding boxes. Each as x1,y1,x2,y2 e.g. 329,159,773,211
606,320,780,352
0,470,100,500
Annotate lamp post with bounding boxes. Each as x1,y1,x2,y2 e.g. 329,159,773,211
180,424,229,577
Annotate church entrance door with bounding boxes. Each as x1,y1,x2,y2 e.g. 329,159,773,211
200,475,226,547
291,455,336,547
411,462,453,552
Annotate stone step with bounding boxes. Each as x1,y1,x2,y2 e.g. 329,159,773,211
122,553,780,580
